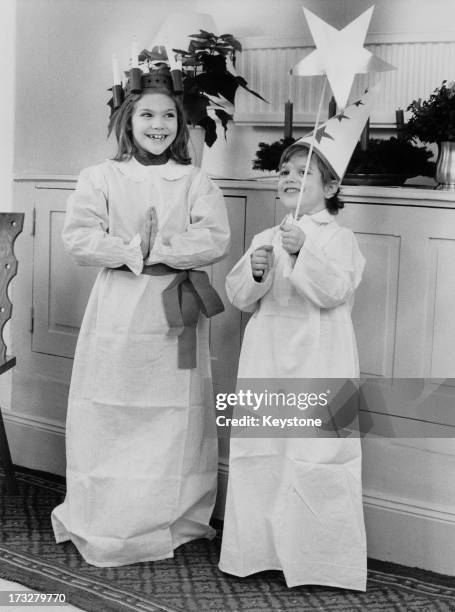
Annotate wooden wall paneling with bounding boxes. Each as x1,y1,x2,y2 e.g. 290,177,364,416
341,200,455,431
426,238,455,380
210,193,247,463
352,232,400,378
338,203,401,378
33,187,98,358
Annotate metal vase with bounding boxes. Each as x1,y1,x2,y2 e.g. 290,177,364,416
436,141,455,190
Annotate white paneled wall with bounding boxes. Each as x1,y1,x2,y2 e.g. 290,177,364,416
234,33,455,125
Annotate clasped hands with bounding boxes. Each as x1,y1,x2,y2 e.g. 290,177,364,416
140,206,159,260
251,219,306,280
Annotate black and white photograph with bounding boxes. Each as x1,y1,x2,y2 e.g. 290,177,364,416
1,0,455,610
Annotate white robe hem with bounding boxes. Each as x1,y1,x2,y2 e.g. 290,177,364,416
218,559,366,592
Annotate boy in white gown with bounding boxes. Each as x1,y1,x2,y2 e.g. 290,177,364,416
219,92,373,591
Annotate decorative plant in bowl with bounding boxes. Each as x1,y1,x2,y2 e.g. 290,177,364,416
140,31,267,147
405,80,455,188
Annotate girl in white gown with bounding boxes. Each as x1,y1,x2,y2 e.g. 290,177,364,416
52,67,230,567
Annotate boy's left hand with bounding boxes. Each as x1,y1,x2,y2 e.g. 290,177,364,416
280,220,305,254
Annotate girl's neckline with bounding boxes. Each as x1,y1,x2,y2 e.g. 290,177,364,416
133,148,170,166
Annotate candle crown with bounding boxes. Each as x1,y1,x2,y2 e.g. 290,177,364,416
124,67,174,96
108,48,182,115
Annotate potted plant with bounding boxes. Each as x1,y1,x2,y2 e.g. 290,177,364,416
405,80,455,189
140,31,266,147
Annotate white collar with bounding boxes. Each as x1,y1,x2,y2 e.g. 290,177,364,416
281,208,334,229
297,208,334,226
109,157,194,182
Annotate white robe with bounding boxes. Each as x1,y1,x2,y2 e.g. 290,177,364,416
51,158,230,567
219,209,368,591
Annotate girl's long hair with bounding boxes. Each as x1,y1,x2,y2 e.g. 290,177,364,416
108,89,191,165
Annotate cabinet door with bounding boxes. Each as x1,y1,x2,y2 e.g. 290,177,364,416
32,187,99,358
339,201,455,429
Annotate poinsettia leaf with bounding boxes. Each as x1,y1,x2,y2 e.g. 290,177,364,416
199,54,227,74
172,48,190,56
196,70,239,103
183,85,209,126
220,34,242,51
189,40,209,51
235,76,269,103
197,115,218,147
214,109,232,137
189,30,214,40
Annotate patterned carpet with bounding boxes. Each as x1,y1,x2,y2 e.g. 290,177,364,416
0,466,454,611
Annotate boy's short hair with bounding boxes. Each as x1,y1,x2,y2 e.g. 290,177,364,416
108,90,191,165
279,143,344,214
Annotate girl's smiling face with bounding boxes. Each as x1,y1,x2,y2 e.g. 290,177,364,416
132,92,178,156
278,151,337,216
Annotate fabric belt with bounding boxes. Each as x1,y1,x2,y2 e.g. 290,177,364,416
113,264,224,369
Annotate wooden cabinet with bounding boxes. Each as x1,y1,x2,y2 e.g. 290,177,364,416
11,180,455,433
32,186,99,358
9,178,455,574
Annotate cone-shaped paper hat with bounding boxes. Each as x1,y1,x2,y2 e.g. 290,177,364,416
295,86,377,180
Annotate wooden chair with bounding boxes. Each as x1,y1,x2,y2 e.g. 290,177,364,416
0,212,24,494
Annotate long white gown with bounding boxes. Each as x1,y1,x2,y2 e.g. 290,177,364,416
51,158,230,567
219,209,368,591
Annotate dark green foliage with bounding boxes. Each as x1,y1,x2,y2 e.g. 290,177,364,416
252,138,296,171
405,80,455,144
252,137,434,178
347,138,435,177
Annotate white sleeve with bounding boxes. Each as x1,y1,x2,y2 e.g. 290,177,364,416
225,232,274,312
289,227,365,308
62,166,143,275
147,171,230,269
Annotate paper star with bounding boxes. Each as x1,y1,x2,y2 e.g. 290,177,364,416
335,111,350,122
293,6,396,109
313,125,334,144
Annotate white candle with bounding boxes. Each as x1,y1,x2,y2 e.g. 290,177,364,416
112,53,121,86
131,37,139,68
165,44,177,70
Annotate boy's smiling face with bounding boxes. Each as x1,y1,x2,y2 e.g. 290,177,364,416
278,151,337,216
